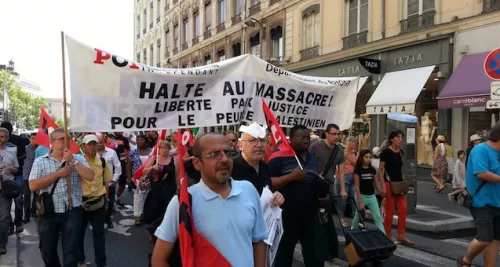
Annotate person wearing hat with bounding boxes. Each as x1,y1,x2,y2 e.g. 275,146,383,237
466,134,483,169
78,134,113,267
431,135,449,193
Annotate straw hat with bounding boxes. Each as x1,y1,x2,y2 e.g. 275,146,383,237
436,135,446,142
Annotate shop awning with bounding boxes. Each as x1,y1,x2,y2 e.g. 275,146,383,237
437,52,491,108
365,65,435,115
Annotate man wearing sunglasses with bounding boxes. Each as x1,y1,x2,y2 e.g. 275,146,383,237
152,133,268,267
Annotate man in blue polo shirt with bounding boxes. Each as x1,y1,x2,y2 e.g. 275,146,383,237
152,133,268,267
459,123,500,267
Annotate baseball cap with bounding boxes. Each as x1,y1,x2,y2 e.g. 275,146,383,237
469,134,481,142
82,134,98,144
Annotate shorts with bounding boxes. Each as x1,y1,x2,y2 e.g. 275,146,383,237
470,206,500,242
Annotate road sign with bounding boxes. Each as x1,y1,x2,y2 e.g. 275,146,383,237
486,100,500,109
491,81,500,100
484,48,500,80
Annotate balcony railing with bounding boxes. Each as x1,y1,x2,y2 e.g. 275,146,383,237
400,11,435,34
204,30,212,39
143,28,146,34
300,46,319,61
269,0,281,5
149,22,153,29
231,13,242,25
483,0,500,13
156,63,161,67
269,56,283,66
182,42,189,50
217,23,225,33
249,2,261,16
164,52,170,58
192,36,199,45
173,47,179,55
342,31,368,49
136,33,140,39
156,17,160,23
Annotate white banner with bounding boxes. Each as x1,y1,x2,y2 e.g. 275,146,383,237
65,35,359,132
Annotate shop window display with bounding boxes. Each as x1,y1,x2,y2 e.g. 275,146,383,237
415,72,439,167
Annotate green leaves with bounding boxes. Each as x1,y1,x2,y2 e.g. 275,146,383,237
0,70,48,130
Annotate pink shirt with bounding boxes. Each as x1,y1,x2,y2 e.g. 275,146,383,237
344,151,358,175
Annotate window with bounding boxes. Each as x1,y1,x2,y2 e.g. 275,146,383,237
193,60,199,67
205,55,212,64
234,0,243,15
136,15,141,36
271,26,283,62
143,48,147,63
302,5,320,49
143,9,147,30
165,30,170,54
348,0,368,35
150,44,154,65
250,33,260,58
157,0,161,18
174,24,180,49
205,3,212,31
183,18,189,43
194,12,201,37
408,0,434,17
219,0,226,24
233,43,241,56
157,39,161,64
150,2,154,27
218,50,225,61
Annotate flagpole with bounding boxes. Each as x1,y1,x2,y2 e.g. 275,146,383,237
61,31,72,210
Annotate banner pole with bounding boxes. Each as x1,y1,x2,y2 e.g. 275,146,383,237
348,75,361,139
61,31,72,210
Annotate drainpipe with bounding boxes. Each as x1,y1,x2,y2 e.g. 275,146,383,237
381,0,385,39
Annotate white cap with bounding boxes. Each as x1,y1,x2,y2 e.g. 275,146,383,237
470,134,481,142
82,134,98,144
239,122,267,139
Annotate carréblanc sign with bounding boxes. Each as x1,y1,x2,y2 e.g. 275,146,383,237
66,35,362,132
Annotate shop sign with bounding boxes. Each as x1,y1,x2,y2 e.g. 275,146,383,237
437,96,488,109
338,65,360,76
393,53,423,67
366,104,415,115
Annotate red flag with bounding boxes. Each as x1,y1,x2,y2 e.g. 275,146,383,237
132,130,167,181
34,108,80,153
262,99,297,161
175,129,231,267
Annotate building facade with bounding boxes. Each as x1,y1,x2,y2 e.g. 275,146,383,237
45,98,71,120
16,77,42,98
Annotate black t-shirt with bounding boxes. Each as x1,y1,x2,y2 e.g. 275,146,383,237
231,154,272,196
354,166,377,195
114,135,130,160
380,148,404,182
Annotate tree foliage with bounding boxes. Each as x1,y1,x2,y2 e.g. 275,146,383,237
0,70,47,130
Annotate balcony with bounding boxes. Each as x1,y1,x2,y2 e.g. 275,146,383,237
156,63,161,67
483,0,500,13
173,47,179,55
248,2,261,16
204,30,212,39
400,11,435,34
231,13,242,25
156,17,160,23
164,52,170,58
269,56,283,66
164,4,170,11
149,22,153,29
217,23,225,33
136,33,140,39
192,36,199,45
182,42,189,50
269,0,281,5
143,28,146,34
342,31,368,49
300,46,319,61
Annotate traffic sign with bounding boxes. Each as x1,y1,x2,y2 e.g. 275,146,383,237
484,48,500,80
491,81,500,100
486,100,500,109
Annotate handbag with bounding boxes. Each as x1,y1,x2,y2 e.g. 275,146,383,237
0,175,21,198
385,152,409,196
457,181,486,209
82,195,105,211
35,179,59,216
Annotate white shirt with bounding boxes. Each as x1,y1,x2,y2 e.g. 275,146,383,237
99,147,122,183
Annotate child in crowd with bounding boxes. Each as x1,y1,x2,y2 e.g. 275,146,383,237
448,150,466,202
352,149,386,233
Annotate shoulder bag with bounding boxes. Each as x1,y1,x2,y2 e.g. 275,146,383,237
0,175,22,199
385,152,409,196
82,157,108,211
457,181,487,209
35,179,60,216
320,143,340,181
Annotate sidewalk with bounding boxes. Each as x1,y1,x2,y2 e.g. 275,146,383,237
365,181,474,232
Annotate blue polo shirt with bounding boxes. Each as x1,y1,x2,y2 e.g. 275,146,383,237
155,179,268,267
466,142,500,208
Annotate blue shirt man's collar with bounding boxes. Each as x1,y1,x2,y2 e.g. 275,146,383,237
197,178,242,200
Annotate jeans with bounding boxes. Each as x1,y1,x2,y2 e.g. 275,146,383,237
352,194,385,234
23,180,33,220
335,174,356,216
78,204,107,267
0,194,12,249
38,206,83,267
9,195,23,227
105,184,115,223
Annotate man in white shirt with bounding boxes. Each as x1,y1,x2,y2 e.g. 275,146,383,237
96,135,122,229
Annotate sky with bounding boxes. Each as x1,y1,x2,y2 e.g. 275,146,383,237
0,0,134,99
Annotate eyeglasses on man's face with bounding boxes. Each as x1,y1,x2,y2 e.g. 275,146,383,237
200,149,239,160
241,138,268,146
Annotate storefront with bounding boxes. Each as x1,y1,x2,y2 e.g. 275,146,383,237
440,22,500,152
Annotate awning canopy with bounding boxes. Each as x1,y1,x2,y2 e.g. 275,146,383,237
366,65,435,115
437,52,491,109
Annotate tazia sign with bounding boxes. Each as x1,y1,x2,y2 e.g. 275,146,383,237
65,35,361,132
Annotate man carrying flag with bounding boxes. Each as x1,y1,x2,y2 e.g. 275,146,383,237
152,132,268,267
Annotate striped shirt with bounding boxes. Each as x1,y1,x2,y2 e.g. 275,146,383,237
29,153,89,213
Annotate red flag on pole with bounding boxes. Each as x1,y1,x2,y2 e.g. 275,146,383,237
175,129,231,267
34,108,80,153
262,99,297,161
132,130,167,181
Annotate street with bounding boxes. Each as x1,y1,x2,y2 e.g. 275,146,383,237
3,182,499,267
